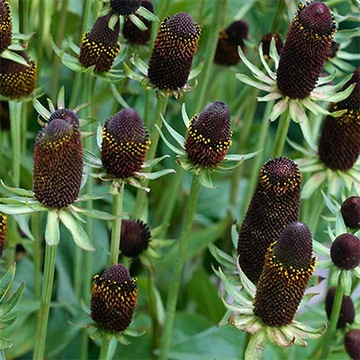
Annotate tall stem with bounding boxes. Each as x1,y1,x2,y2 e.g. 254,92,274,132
33,244,57,360
272,108,291,158
9,101,22,187
159,175,201,360
31,213,42,300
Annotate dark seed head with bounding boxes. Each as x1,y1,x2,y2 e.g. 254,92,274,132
325,287,355,328
0,212,6,257
33,119,83,209
253,222,316,327
214,20,248,66
330,233,360,270
260,33,283,59
0,51,37,99
110,0,142,15
341,196,360,229
120,219,151,257
123,0,153,45
79,13,120,73
276,2,336,99
101,108,150,179
327,41,340,58
0,0,12,52
184,101,232,168
91,264,138,332
337,68,360,111
345,329,360,360
237,157,302,284
48,108,80,129
147,12,201,90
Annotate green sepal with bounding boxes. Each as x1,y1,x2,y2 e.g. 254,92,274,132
244,330,266,360
0,265,15,302
128,14,147,31
136,5,159,23
69,206,116,221
0,49,30,67
198,170,215,189
155,124,184,156
130,55,148,77
208,242,235,270
143,155,169,168
33,99,51,120
123,62,144,82
45,210,60,246
138,169,176,180
0,181,33,197
0,283,25,318
161,114,185,148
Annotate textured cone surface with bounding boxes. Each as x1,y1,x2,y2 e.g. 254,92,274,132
184,101,232,167
214,20,248,66
33,119,83,209
0,51,37,99
110,0,142,15
0,212,6,257
345,330,360,360
79,13,120,73
253,222,316,326
318,68,360,171
48,108,80,129
120,219,151,257
123,0,153,45
330,233,360,270
148,12,201,90
260,33,283,59
101,108,149,179
276,2,335,99
0,0,12,52
91,264,138,332
325,287,355,328
237,157,301,284
341,196,360,229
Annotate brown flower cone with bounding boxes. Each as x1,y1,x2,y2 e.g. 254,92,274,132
110,0,142,15
0,212,6,257
120,219,151,257
0,0,12,52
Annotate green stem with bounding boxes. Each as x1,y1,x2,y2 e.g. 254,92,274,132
159,175,201,360
31,213,42,300
33,244,57,360
18,0,28,36
9,101,22,187
271,108,291,158
148,268,160,358
270,0,287,33
99,338,111,360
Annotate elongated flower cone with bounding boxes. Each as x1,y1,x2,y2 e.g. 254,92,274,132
0,0,12,52
184,101,232,168
0,212,6,257
330,233,360,270
325,287,355,328
101,108,150,179
253,222,316,326
214,20,248,66
48,108,80,128
147,12,201,91
120,219,151,257
345,330,360,360
33,118,83,209
237,157,301,284
110,0,142,15
0,51,37,99
341,196,360,229
276,2,336,99
91,264,138,332
79,13,120,73
318,68,360,171
122,0,153,45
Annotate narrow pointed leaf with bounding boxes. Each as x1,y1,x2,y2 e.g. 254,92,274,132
155,124,184,155
0,283,25,317
0,265,15,302
161,115,185,147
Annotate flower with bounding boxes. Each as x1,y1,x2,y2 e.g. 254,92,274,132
147,12,201,92
91,264,138,332
0,50,37,99
344,329,360,360
330,233,360,270
260,33,283,60
110,0,142,15
0,212,6,257
341,196,360,229
325,286,355,328
120,219,151,257
214,20,248,66
79,13,120,73
237,157,301,283
101,108,150,179
0,0,12,53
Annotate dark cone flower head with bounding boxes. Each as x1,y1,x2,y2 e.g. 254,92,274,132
318,68,360,171
325,287,355,328
0,0,12,52
341,196,360,229
214,20,248,66
345,329,360,360
101,108,150,179
110,0,142,15
33,118,83,209
0,51,37,99
123,0,153,45
48,108,80,129
0,212,6,257
276,2,336,99
330,233,360,270
120,219,151,257
237,157,302,283
260,33,283,60
91,264,138,332
184,101,232,168
79,13,120,73
253,222,316,327
147,12,201,91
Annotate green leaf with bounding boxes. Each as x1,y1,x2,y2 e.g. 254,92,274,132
143,155,169,168
45,210,60,246
155,124,184,156
0,49,30,67
33,99,51,119
128,14,147,31
69,206,115,221
0,205,37,215
139,169,176,180
0,181,33,197
136,5,159,22
57,86,65,109
208,243,235,270
244,330,266,360
123,62,144,82
13,214,34,241
131,55,149,77
0,283,25,317
161,115,185,147
198,171,215,189
0,265,15,302
181,103,190,128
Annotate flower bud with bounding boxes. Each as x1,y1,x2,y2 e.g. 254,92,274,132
253,222,316,326
184,101,232,168
345,329,360,360
148,12,201,91
110,0,142,15
91,264,138,332
276,2,336,99
0,212,6,257
237,157,302,283
330,233,360,270
0,0,12,52
341,196,360,229
120,219,151,257
79,13,120,73
101,108,150,179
